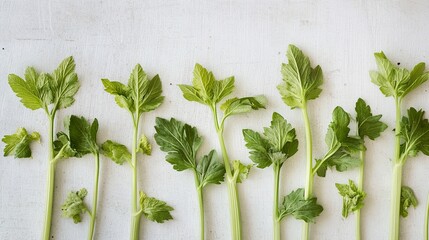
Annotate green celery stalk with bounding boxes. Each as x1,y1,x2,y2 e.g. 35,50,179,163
178,63,266,239
7,57,79,240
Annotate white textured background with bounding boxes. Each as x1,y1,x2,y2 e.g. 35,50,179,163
1,0,429,239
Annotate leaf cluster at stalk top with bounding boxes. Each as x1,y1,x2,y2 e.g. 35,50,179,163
154,117,225,188
243,112,298,168
179,63,235,105
101,64,164,115
278,44,323,109
370,52,429,99
179,63,267,118
8,56,80,112
315,107,363,177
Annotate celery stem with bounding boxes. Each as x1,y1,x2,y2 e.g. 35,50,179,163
212,106,232,177
193,171,205,240
130,117,141,240
42,114,55,240
130,215,142,240
390,163,403,240
389,98,402,240
356,148,365,240
424,193,429,240
227,180,242,240
88,152,100,240
273,164,281,240
301,103,313,240
212,106,242,239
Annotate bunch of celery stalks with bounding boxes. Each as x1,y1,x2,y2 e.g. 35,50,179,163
4,44,429,240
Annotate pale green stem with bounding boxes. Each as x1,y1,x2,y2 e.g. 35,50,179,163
394,98,402,165
130,215,142,240
88,152,100,240
212,106,232,177
358,149,365,192
356,148,365,240
211,105,241,240
193,170,205,240
130,116,141,240
389,98,402,240
301,103,313,240
227,180,242,240
424,193,429,240
42,114,55,240
390,163,403,240
216,129,232,178
273,164,281,240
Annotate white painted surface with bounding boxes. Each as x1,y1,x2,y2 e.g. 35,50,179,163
1,0,429,239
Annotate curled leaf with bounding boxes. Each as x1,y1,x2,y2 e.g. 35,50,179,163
53,132,77,160
61,188,88,223
220,96,267,119
101,140,131,165
335,180,366,218
2,128,40,158
232,160,252,183
139,191,174,223
400,186,418,218
137,134,152,155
